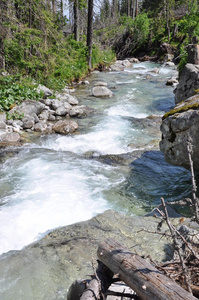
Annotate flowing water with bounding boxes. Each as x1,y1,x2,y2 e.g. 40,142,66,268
0,62,191,255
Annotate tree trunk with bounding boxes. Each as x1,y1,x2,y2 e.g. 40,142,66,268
0,37,5,70
87,0,93,69
135,0,138,16
60,0,64,28
52,0,56,15
74,0,79,41
127,0,130,16
97,239,197,300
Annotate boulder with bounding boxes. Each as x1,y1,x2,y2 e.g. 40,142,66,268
0,210,177,300
22,116,35,129
38,110,49,121
0,121,6,129
51,99,63,110
174,64,199,104
55,105,69,116
9,100,45,117
92,86,113,98
129,57,139,63
165,61,175,67
166,76,179,86
160,93,199,171
52,120,78,134
34,122,47,132
110,60,132,71
0,132,21,146
0,112,6,122
67,94,79,105
187,44,199,65
149,67,159,74
69,105,96,117
93,81,107,87
37,84,53,98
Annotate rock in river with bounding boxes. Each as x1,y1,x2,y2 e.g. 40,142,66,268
0,210,177,300
160,92,199,171
53,120,78,134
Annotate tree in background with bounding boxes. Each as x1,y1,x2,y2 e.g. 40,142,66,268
87,0,93,68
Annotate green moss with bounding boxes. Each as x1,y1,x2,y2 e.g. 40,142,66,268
163,102,199,120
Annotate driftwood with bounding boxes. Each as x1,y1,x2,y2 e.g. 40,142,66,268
80,260,114,300
97,238,198,300
80,278,100,300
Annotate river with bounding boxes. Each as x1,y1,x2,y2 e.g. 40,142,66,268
0,61,191,255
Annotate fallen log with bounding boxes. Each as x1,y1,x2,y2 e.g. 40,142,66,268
80,278,100,300
97,238,197,300
80,260,114,300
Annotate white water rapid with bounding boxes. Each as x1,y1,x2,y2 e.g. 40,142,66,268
0,62,191,255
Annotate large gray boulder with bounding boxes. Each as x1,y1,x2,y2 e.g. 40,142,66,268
0,210,176,300
174,64,199,104
9,100,45,117
92,83,113,98
160,93,199,171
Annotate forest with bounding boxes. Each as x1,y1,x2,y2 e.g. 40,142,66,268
0,0,199,111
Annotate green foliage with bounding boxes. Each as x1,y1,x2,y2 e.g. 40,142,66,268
0,76,41,111
131,13,151,47
119,13,151,54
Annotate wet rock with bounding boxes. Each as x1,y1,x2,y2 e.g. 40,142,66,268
0,210,175,300
53,120,78,134
110,60,132,71
174,63,199,104
129,57,139,63
0,132,21,146
166,76,179,86
165,61,175,67
149,67,159,74
78,80,90,85
92,86,113,98
94,81,107,87
69,105,96,117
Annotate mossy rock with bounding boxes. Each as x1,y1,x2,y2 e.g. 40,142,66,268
163,93,199,120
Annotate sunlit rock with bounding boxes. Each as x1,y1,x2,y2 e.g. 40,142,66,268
174,64,199,104
53,120,78,134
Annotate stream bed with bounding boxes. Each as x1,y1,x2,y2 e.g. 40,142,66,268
0,61,191,256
